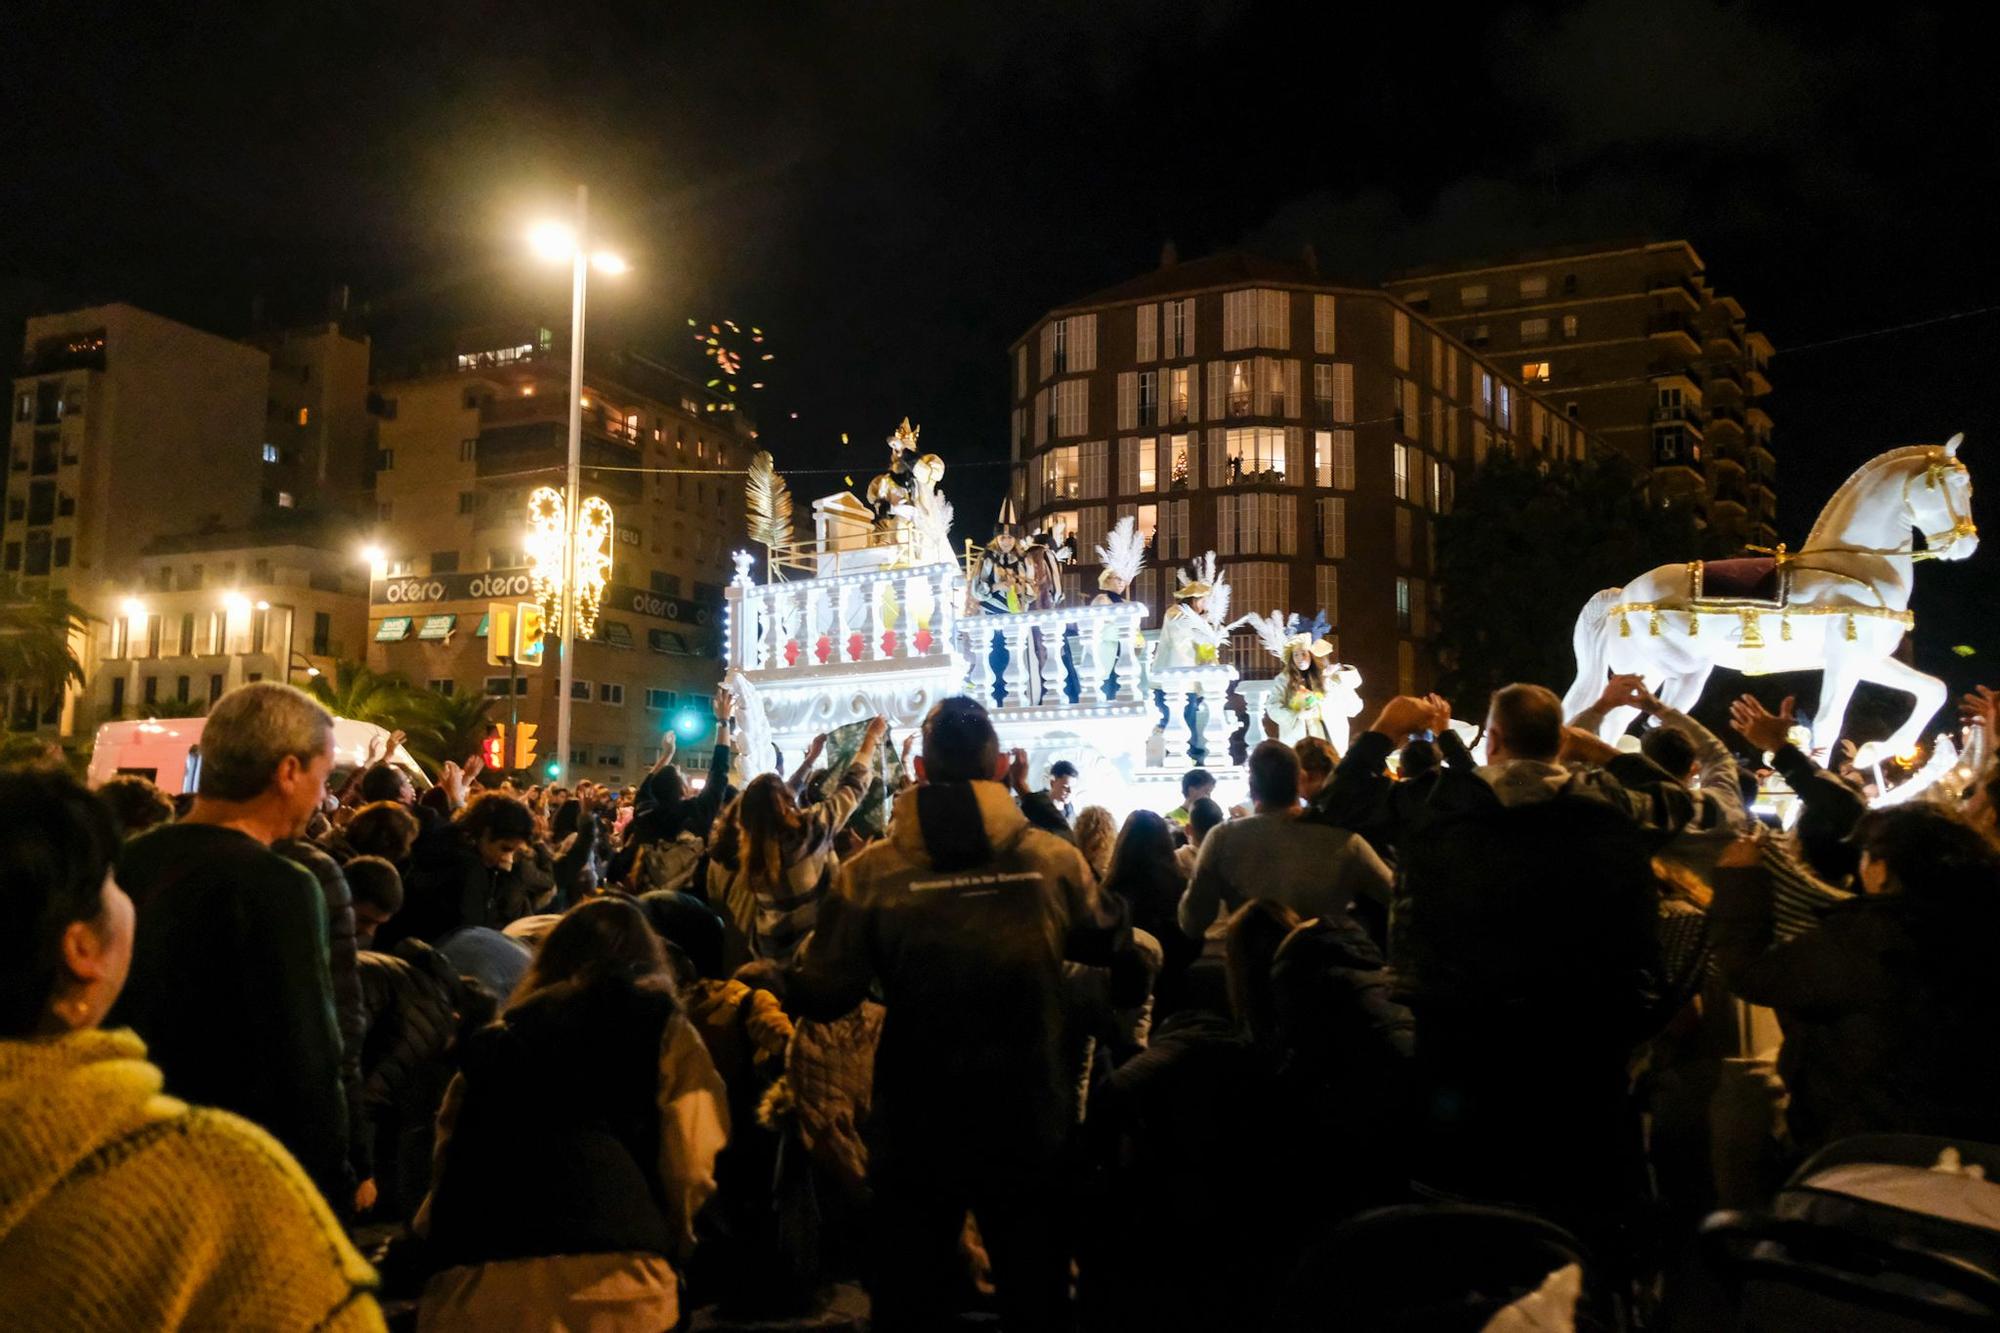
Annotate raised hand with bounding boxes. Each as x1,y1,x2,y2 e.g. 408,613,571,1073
712,688,736,723
1422,692,1453,735
1728,694,1796,754
1960,685,1998,736
1370,695,1435,743
1595,673,1651,714
1008,747,1031,795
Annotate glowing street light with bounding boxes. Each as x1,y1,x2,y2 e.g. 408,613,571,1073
120,596,147,620
359,544,385,569
527,184,626,775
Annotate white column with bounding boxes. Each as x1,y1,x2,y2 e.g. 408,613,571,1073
1116,615,1145,704
747,590,770,670
965,621,995,703
1036,617,1062,704
1196,673,1233,764
801,585,822,667
835,584,856,662
1001,621,1029,706
902,572,927,657
1159,676,1190,765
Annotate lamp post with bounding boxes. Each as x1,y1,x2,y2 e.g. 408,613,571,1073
529,188,625,778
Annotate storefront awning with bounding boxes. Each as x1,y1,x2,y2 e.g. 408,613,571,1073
374,616,413,642
603,620,633,648
416,614,457,641
474,613,490,638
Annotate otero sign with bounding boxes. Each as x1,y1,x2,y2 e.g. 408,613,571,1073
373,570,534,606
372,568,713,626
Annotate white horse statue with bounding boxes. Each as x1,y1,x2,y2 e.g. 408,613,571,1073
1563,436,1978,758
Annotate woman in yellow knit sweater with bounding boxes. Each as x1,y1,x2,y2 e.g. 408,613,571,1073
0,768,385,1332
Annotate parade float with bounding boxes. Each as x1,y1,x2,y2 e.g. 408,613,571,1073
720,422,1283,818
1563,435,1985,809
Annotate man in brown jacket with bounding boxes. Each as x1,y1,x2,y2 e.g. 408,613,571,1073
787,696,1126,1332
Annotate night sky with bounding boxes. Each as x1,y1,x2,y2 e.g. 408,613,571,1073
5,2,1996,710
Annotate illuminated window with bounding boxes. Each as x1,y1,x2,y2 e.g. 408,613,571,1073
1224,427,1286,481
1044,445,1081,500
1522,361,1551,383
1562,314,1580,339
262,442,279,463
1137,438,1158,491
276,491,295,508
1393,443,1410,500
1166,367,1190,423
1520,317,1549,342
296,407,309,426
1396,578,1412,632
1315,430,1355,489
1520,274,1549,299
1167,434,1192,490
1461,283,1489,309
1135,502,1158,543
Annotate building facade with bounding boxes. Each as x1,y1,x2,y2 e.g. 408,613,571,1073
5,304,373,734
364,330,751,785
1009,253,1592,703
1384,240,1775,548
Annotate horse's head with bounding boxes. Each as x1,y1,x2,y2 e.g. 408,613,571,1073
1908,433,1978,561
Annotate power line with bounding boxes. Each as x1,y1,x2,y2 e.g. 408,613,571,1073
1775,303,2000,356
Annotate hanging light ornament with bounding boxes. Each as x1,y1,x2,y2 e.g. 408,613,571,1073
524,486,615,638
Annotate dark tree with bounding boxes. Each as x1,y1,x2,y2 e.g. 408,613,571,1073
1433,450,1719,715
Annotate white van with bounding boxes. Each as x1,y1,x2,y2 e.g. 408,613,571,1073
86,716,430,796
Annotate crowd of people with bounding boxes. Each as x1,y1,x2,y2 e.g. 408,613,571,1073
4,670,2000,1330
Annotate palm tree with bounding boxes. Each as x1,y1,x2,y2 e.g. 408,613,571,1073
0,587,92,702
407,688,500,775
304,660,429,733
141,696,209,719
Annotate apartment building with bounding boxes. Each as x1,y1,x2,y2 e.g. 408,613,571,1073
5,304,373,733
1385,240,1775,548
365,329,751,785
1010,252,1592,703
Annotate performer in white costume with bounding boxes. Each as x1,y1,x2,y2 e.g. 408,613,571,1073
1153,552,1230,671
1235,610,1364,750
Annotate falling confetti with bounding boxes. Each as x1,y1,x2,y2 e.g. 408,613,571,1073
1953,644,1977,657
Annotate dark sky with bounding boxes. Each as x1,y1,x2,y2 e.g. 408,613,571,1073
6,1,1997,705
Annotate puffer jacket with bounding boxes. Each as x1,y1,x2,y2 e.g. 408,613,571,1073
763,999,885,1199
728,757,871,963
276,838,369,1186
788,779,1127,1165
354,941,466,1116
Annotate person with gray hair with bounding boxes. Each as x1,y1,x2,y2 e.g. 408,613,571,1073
109,682,355,1210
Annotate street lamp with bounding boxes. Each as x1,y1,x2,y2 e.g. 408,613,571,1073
528,186,625,781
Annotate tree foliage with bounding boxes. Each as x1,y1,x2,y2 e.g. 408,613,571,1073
1433,450,1720,714
305,660,499,776
0,587,92,701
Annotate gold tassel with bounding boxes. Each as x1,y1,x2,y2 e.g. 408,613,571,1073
1649,610,1662,636
1618,614,1631,638
1780,615,1792,641
1740,609,1763,648
1845,615,1858,642
1687,611,1700,637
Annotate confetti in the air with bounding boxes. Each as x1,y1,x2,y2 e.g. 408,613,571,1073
1953,644,1977,657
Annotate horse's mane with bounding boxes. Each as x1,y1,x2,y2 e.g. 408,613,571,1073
1804,445,1938,548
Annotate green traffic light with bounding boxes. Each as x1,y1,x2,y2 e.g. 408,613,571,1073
546,761,561,778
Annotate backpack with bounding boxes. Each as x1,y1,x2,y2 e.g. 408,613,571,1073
635,832,707,895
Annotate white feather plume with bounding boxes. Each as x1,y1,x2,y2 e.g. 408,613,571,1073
1095,515,1146,586
1231,610,1290,661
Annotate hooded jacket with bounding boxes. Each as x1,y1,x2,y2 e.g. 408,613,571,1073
787,779,1128,1165
0,1029,382,1331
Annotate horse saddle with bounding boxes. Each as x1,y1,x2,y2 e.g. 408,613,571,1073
1688,556,1786,608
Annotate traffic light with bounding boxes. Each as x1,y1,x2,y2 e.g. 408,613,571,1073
485,603,513,667
513,721,539,771
480,724,507,770
545,760,562,779
513,602,546,667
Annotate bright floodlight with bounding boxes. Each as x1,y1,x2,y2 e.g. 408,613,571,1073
222,592,252,616
120,597,146,619
528,221,576,262
254,600,271,611
360,544,385,567
591,250,628,275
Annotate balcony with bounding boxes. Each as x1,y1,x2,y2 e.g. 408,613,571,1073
1747,365,1772,397
1705,327,1744,358
1650,404,1705,433
1706,401,1746,429
1646,313,1702,351
1705,363,1745,395
1645,274,1702,308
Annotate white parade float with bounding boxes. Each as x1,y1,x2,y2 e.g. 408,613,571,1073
1564,437,1978,763
720,424,1259,820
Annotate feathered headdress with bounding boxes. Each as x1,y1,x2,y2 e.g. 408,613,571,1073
1234,610,1291,660
1095,515,1146,589
746,450,794,556
1175,552,1230,626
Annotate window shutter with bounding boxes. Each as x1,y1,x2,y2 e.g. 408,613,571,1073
1205,428,1228,487
1317,565,1340,627
1182,300,1195,357
1034,388,1049,446
1076,315,1097,372
1081,440,1108,499
1333,364,1354,422
1039,325,1054,381
1273,290,1291,350
1205,361,1223,423
1313,294,1336,354
1183,434,1199,494
1285,360,1302,419
1217,495,1237,555
1173,500,1191,557
1431,335,1443,391
1155,373,1170,427
1118,437,1138,495
1079,505,1107,557
1185,363,1199,422
1117,372,1137,431
1285,426,1302,483
1027,455,1044,512
1393,311,1410,369
1279,494,1297,553
1224,290,1245,351
1137,304,1157,362
1333,430,1355,488
1252,357,1271,417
